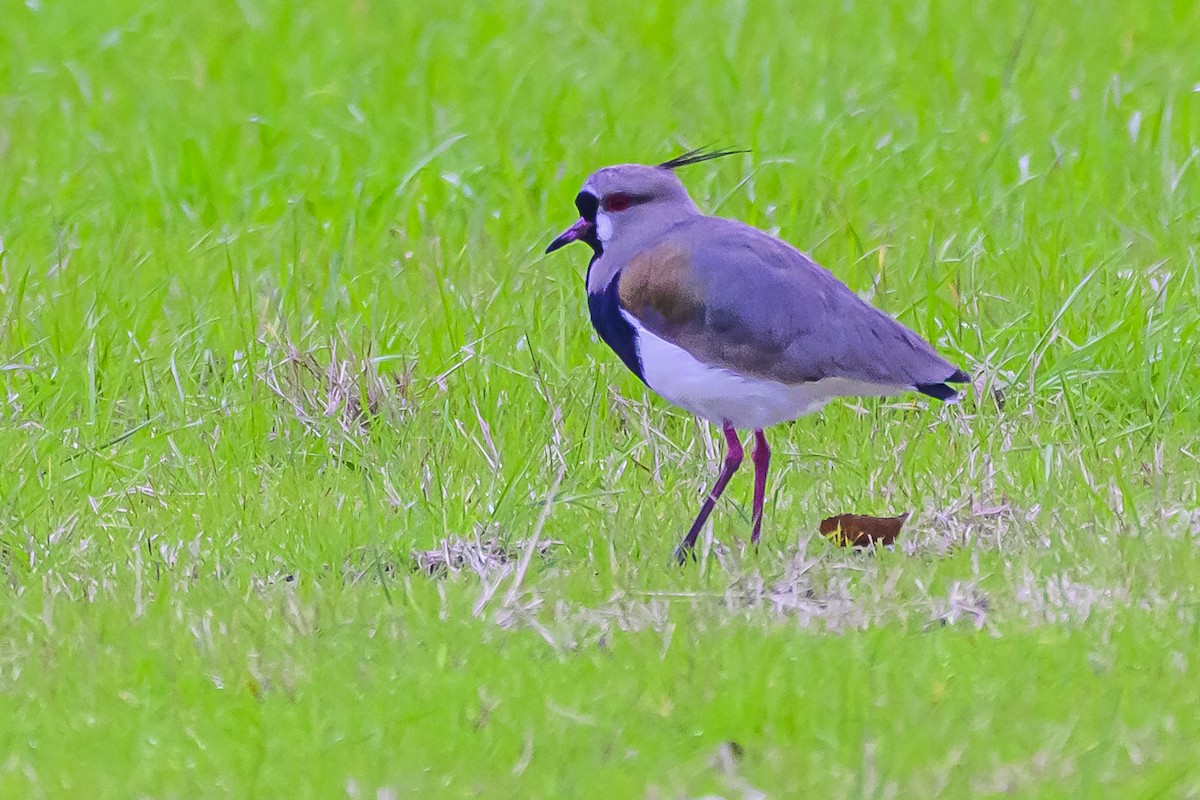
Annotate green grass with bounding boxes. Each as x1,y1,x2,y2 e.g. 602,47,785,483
2,0,1199,796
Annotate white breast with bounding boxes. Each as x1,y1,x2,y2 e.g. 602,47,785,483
623,312,904,430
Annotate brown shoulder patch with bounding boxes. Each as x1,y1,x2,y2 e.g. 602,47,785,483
617,244,703,326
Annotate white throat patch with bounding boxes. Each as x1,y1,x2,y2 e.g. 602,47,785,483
595,212,613,242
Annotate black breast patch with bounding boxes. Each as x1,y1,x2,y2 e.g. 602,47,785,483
587,273,645,384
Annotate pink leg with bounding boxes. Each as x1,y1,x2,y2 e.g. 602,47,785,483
750,429,770,544
674,421,743,563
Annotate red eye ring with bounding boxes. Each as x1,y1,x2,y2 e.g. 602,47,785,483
602,193,632,213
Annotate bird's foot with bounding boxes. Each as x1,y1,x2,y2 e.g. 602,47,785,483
673,541,698,566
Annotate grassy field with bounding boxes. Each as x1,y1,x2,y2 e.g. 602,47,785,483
2,0,1199,796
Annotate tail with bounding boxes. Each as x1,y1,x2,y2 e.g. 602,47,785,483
915,368,970,402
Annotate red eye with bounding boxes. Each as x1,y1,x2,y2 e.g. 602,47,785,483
602,193,632,212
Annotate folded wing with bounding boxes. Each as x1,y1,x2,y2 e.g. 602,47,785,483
617,217,968,396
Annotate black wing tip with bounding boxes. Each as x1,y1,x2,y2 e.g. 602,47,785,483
946,368,971,383
915,382,959,401
916,368,971,402
658,146,750,170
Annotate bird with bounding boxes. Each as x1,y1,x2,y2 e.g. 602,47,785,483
544,148,969,562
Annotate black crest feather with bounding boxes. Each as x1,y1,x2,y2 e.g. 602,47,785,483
658,146,749,170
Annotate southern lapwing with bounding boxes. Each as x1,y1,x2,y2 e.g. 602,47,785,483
545,149,969,562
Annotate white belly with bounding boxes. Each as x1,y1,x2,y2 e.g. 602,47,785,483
624,312,904,430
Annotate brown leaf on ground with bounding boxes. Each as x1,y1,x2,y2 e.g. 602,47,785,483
820,512,910,548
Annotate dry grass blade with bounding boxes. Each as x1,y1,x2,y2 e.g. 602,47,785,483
411,532,562,579
503,464,567,607
259,330,412,441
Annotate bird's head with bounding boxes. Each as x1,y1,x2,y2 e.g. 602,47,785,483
544,148,746,256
